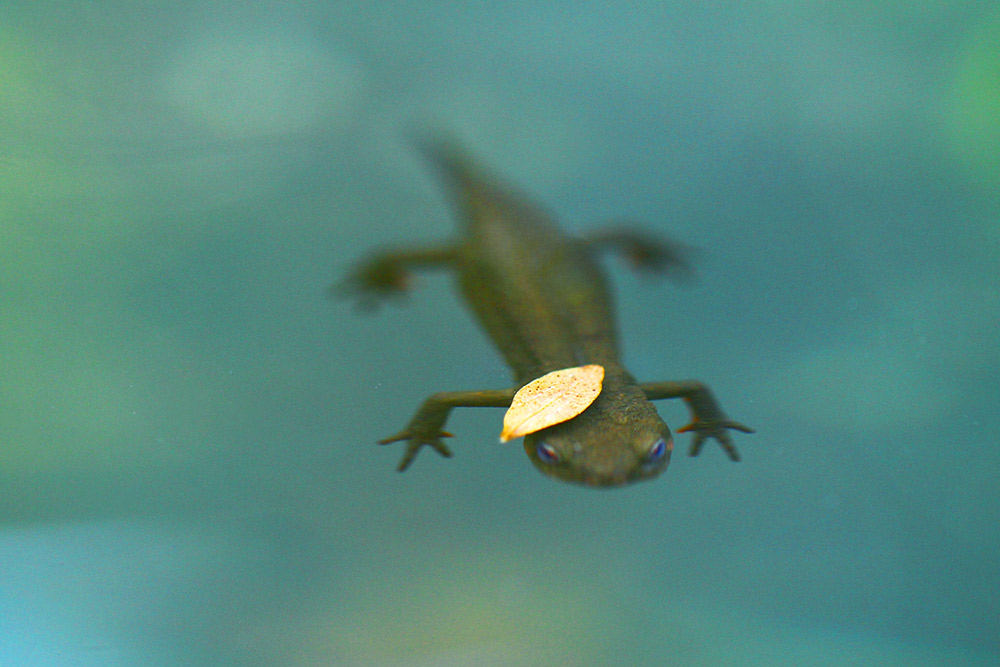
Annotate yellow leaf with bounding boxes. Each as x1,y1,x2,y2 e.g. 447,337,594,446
500,365,604,442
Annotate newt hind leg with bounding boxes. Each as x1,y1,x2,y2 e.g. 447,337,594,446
333,244,458,310
583,226,697,283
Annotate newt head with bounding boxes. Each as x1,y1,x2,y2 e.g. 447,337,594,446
521,388,673,487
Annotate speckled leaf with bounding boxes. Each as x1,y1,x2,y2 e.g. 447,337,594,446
500,365,604,442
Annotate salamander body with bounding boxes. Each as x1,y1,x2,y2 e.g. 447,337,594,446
340,140,751,486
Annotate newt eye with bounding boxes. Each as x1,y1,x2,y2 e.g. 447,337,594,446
536,442,558,464
647,438,669,461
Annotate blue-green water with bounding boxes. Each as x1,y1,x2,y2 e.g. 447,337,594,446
2,2,998,665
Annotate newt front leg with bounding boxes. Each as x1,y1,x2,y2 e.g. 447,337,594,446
333,244,458,310
639,380,753,461
380,388,517,471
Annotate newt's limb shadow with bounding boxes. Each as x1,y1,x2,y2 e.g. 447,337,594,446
378,388,518,471
639,380,754,461
583,226,698,283
331,244,458,310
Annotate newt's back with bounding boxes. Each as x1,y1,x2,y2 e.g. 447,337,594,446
419,142,620,384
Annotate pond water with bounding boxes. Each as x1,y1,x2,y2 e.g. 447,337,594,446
2,3,998,665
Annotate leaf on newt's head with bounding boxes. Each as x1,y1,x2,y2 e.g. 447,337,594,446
500,365,605,442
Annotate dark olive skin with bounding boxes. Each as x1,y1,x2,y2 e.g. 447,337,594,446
339,139,751,486
522,370,674,486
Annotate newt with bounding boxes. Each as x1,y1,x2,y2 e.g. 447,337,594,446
339,139,752,486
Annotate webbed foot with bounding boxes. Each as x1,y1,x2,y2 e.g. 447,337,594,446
372,388,515,472
622,237,695,278
378,428,454,471
678,418,754,461
331,254,412,311
585,229,697,282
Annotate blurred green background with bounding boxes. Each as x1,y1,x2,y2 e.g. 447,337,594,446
2,1,998,665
